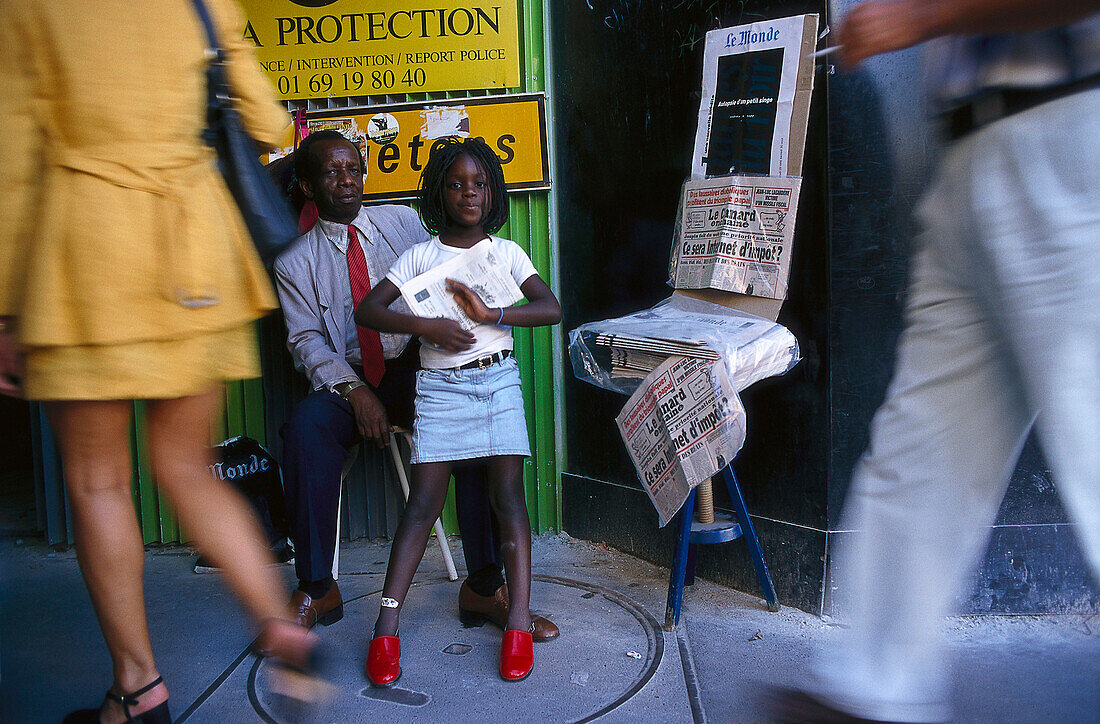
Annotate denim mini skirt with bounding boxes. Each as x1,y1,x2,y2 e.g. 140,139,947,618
411,355,531,464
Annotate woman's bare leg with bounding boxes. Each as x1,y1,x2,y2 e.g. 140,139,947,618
144,389,286,625
47,400,169,723
145,389,319,688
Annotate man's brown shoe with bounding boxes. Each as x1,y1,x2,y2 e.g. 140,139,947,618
458,581,559,642
289,582,343,629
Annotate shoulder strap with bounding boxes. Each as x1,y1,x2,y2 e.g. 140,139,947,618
190,0,221,56
190,0,232,120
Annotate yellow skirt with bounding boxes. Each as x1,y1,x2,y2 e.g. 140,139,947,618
23,323,260,401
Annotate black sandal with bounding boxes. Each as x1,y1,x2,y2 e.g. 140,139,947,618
63,676,170,724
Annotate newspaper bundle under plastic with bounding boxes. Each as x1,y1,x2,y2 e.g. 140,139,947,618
616,357,746,526
570,296,798,524
669,175,801,300
569,294,799,397
398,239,524,331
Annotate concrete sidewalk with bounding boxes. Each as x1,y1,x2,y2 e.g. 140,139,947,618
2,533,1098,722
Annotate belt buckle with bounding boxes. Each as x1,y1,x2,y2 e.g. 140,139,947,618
476,354,494,370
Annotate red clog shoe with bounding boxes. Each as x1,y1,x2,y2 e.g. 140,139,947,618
499,629,534,682
366,635,401,687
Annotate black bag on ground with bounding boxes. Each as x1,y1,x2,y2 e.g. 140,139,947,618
191,0,298,267
195,436,293,573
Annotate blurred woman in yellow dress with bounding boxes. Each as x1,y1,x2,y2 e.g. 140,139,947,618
0,2,318,721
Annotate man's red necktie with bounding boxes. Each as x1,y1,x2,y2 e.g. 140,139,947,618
346,224,386,387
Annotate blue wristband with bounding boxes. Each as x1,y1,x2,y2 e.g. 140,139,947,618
497,307,505,325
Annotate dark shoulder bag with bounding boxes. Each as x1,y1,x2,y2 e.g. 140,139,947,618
191,0,298,267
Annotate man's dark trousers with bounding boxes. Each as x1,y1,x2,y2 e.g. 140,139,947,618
282,350,501,585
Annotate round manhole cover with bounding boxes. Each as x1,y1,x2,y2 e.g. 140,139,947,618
251,575,664,723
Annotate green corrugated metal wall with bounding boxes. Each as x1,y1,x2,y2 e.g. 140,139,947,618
34,0,559,545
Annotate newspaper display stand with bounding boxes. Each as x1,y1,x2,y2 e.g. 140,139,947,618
569,295,797,625
568,13,818,627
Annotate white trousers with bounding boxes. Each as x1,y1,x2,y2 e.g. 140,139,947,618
817,88,1100,722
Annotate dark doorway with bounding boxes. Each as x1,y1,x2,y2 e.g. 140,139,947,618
0,397,37,537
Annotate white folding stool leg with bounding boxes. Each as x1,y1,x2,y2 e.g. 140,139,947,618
333,445,360,581
388,428,458,581
332,486,341,581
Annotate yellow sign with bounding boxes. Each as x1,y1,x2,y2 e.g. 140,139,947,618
276,94,549,202
237,0,521,100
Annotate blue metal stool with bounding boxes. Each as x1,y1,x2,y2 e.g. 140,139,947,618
665,462,779,630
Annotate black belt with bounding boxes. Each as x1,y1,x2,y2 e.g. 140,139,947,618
942,73,1100,142
456,349,511,371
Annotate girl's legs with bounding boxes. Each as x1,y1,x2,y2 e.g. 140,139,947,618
374,461,454,637
484,455,531,632
46,400,169,724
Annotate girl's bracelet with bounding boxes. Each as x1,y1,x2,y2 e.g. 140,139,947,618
496,307,505,325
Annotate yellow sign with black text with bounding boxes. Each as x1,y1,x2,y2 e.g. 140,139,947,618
277,94,549,202
236,0,521,100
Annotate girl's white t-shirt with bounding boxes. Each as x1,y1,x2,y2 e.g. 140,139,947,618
386,235,539,370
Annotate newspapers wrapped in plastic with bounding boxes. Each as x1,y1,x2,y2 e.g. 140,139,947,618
568,293,800,397
569,294,799,524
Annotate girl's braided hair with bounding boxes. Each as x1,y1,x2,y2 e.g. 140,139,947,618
418,137,509,235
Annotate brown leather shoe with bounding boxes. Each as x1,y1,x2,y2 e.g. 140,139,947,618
289,582,343,629
458,581,559,642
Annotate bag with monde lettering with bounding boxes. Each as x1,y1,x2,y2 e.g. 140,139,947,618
194,436,294,573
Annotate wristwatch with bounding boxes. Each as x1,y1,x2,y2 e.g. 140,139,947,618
334,380,366,401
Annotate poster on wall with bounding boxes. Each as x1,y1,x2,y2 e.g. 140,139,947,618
269,94,549,202
236,0,521,100
691,14,818,179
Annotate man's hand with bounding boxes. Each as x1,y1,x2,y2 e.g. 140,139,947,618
446,278,494,325
346,385,390,445
419,317,475,353
837,0,930,69
0,318,23,397
834,0,1100,69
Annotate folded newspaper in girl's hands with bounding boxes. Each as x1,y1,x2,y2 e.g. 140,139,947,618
398,239,524,331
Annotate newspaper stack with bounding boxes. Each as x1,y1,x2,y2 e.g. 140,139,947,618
589,332,720,379
569,295,799,395
608,348,667,378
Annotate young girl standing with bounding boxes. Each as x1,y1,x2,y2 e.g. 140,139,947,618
355,137,560,684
